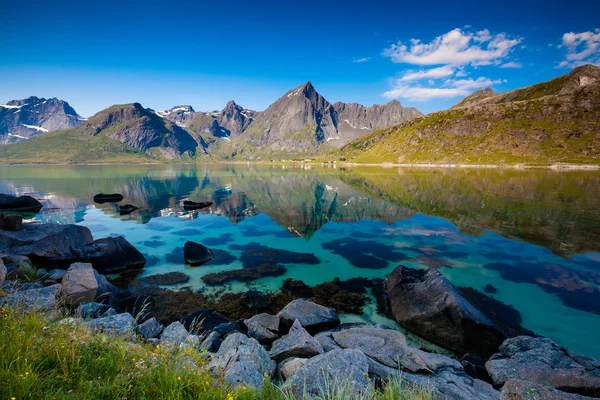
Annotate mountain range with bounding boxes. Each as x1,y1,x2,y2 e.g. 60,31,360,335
0,96,85,145
0,82,421,161
1,65,599,165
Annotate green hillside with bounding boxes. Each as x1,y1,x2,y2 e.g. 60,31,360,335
337,65,600,165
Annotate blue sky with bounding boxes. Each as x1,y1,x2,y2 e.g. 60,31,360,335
1,0,599,116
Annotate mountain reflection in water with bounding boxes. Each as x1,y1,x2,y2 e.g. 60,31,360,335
1,164,600,358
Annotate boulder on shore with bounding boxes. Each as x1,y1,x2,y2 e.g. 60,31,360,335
384,265,506,357
0,214,23,231
208,332,275,388
137,317,163,339
0,258,6,283
283,349,371,399
0,284,59,312
0,194,43,213
159,321,189,348
183,241,215,266
85,312,137,336
270,319,324,362
277,299,340,334
91,236,147,273
60,262,98,306
486,336,600,397
500,379,594,400
245,313,280,344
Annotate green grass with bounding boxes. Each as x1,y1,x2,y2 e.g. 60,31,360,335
0,306,435,400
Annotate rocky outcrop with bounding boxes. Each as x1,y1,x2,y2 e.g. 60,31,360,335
283,348,371,398
84,312,137,336
270,319,324,362
0,284,59,312
245,313,280,344
486,336,600,397
159,322,189,348
277,299,340,334
500,380,595,400
384,265,506,356
60,263,98,306
137,317,163,339
208,332,276,388
91,236,147,273
0,194,43,213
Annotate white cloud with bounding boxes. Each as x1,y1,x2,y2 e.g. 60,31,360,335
399,65,456,82
382,28,522,66
353,57,371,63
558,29,600,68
500,61,523,68
383,76,502,101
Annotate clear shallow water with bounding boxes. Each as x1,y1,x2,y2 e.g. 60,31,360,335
1,164,600,358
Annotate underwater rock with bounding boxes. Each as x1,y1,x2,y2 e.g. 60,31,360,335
385,265,507,357
240,290,272,308
201,264,287,285
118,204,138,215
281,278,314,298
231,242,319,268
183,241,215,266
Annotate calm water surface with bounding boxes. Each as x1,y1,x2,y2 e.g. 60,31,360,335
1,164,600,358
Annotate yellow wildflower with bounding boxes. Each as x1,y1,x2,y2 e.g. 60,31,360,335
177,376,181,381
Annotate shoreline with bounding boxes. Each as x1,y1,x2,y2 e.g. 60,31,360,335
0,160,599,170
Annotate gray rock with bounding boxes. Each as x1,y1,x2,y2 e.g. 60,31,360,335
77,302,112,319
245,313,280,344
277,299,340,334
47,269,67,281
283,348,371,399
159,322,189,348
85,312,137,336
36,268,48,280
385,265,506,357
500,380,595,400
60,262,98,306
213,322,237,336
0,224,97,266
330,326,461,373
278,357,307,380
0,284,59,312
0,258,5,283
93,270,120,300
137,317,163,339
99,308,117,317
209,332,276,388
403,368,500,400
270,319,324,362
486,336,600,397
180,334,200,350
2,254,36,280
199,331,221,352
21,282,43,291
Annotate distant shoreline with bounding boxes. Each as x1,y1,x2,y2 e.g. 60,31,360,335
0,161,599,170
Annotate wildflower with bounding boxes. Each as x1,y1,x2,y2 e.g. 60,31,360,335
25,372,29,375
177,376,181,381
242,386,247,390
11,397,16,400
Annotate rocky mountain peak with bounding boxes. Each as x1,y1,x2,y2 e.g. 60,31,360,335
0,96,84,145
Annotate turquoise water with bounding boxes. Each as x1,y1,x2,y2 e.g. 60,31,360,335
1,164,600,359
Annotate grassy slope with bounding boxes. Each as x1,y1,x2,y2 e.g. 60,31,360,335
0,130,155,164
336,67,600,165
0,307,433,400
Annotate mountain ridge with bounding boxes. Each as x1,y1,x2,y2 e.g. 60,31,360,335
336,64,600,165
0,96,84,145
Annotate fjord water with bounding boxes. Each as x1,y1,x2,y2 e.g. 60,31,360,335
1,164,600,358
